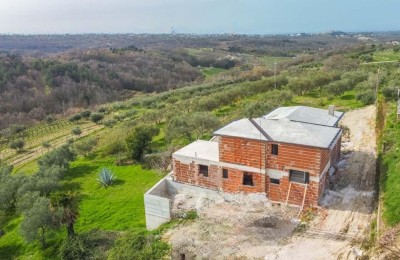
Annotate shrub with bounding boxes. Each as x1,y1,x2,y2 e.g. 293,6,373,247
38,144,76,170
126,125,160,161
97,107,107,113
97,168,116,187
108,231,170,260
71,126,82,136
69,114,82,122
42,141,51,150
73,137,98,157
80,110,91,119
59,236,88,260
45,115,54,124
9,139,25,152
90,113,104,124
143,152,172,172
103,119,117,128
382,85,398,101
356,89,375,105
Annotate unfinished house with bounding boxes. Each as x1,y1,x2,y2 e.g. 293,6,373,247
172,106,343,208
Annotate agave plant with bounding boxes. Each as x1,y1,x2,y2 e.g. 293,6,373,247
97,168,116,187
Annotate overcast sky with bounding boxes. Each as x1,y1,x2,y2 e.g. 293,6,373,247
0,0,399,34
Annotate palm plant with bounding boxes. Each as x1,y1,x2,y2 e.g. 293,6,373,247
97,168,116,187
50,191,79,238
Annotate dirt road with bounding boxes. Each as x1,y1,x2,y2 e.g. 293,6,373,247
165,105,377,259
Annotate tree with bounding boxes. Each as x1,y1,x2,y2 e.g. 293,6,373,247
0,210,8,236
42,141,51,151
20,197,57,247
9,139,25,152
190,112,220,139
35,165,65,195
45,115,54,124
142,110,163,124
324,55,359,71
38,144,76,171
71,126,82,137
0,164,21,212
69,114,82,122
126,125,160,161
166,116,192,142
90,113,104,124
50,191,79,238
80,110,91,119
73,137,98,157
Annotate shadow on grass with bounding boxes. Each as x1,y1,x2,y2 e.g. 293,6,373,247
340,94,355,100
64,164,99,181
0,244,23,259
62,181,82,191
85,153,97,161
112,179,125,186
5,221,19,232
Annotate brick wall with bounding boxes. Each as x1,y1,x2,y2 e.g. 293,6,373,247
268,176,319,207
173,159,264,193
266,142,322,177
174,134,342,208
219,136,330,176
219,136,265,169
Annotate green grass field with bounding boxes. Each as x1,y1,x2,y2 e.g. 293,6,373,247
200,67,227,77
259,56,292,69
0,155,164,259
373,50,400,62
66,156,163,232
290,90,364,111
380,107,400,226
12,160,39,175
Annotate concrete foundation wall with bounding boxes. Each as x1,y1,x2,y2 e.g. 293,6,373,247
144,175,268,230
144,178,172,230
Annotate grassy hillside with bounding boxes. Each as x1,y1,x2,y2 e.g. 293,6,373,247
380,105,400,226
2,43,400,258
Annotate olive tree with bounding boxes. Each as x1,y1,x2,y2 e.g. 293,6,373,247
20,197,57,247
9,139,25,152
126,125,160,161
73,137,98,157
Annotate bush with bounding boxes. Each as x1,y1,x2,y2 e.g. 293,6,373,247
73,137,98,156
90,113,104,124
108,231,170,260
143,152,172,171
126,125,160,161
38,144,76,170
97,168,116,187
60,236,88,260
103,119,117,128
97,107,107,113
71,126,82,136
69,114,82,122
9,139,25,151
80,110,91,119
45,115,54,124
382,85,398,101
356,89,375,105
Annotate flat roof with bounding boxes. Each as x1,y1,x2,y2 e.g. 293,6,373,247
264,106,343,127
173,140,219,162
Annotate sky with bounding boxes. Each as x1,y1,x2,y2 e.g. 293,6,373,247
0,0,399,35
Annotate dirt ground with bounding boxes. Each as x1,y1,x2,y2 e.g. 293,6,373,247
164,105,377,259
